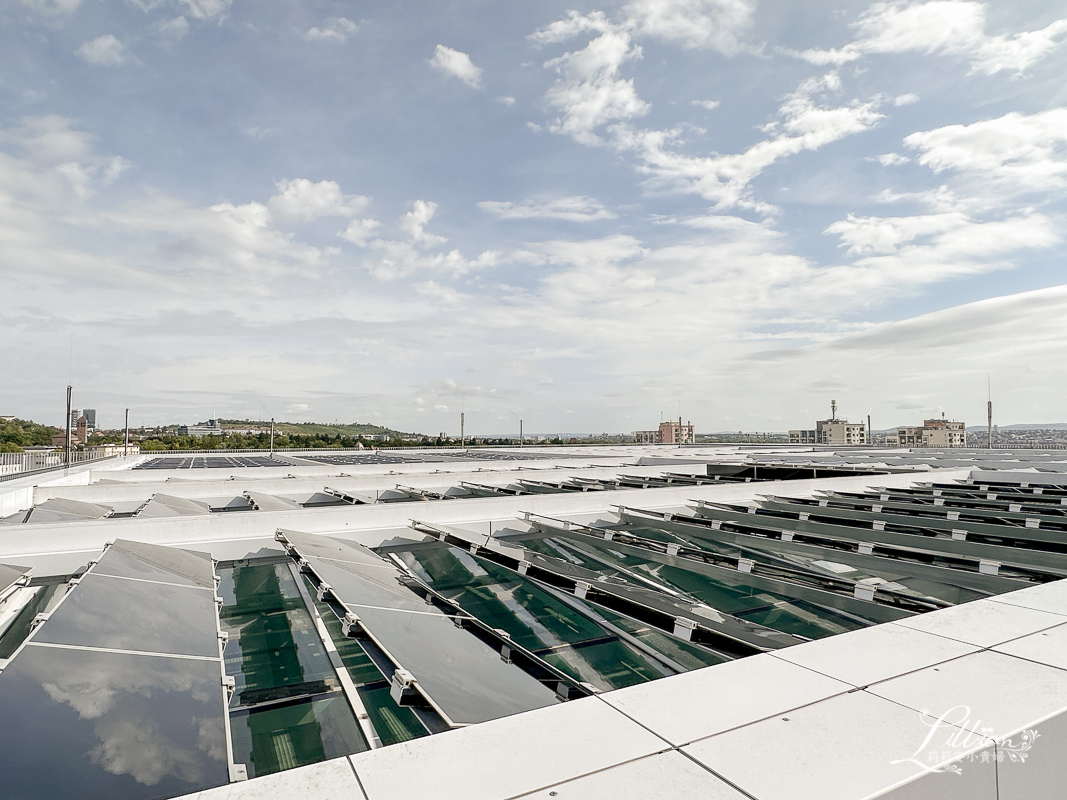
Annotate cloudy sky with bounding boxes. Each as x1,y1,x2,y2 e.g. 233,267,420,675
2,0,1066,434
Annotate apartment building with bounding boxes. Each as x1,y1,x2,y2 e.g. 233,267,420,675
633,419,695,445
886,416,966,448
789,418,867,446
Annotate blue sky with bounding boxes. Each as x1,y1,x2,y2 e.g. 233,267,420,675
2,0,1066,434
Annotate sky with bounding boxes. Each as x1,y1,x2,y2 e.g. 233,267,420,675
2,0,1066,434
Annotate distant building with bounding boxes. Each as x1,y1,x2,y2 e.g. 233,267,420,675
178,419,224,437
633,420,695,445
789,419,867,446
659,420,694,444
0,415,15,422
886,416,965,448
789,428,819,445
82,409,97,430
75,416,89,444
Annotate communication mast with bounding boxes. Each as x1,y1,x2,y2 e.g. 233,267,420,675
987,376,993,450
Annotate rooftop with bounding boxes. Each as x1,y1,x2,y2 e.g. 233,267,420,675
2,444,1066,799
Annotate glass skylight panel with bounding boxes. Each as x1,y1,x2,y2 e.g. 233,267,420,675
0,562,30,595
589,608,728,671
91,539,216,588
219,564,338,708
300,575,429,746
282,532,562,726
229,692,367,779
0,539,233,800
32,574,221,658
393,544,684,690
0,646,230,800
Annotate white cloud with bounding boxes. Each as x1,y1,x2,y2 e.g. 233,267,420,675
414,280,465,304
154,16,189,42
529,10,613,45
876,152,910,165
532,7,881,209
398,200,446,245
826,211,968,255
894,92,919,106
306,17,358,42
0,117,131,198
178,0,230,21
623,72,884,210
623,0,755,54
102,155,130,185
530,0,755,145
478,196,616,222
429,45,484,89
352,201,500,279
243,126,280,140
267,179,369,220
793,1,1067,76
0,119,336,303
874,184,958,210
903,109,1067,193
76,35,126,66
692,99,720,110
542,27,649,145
338,218,381,247
362,239,498,280
1,115,93,163
817,211,1058,297
56,162,93,198
22,0,81,14
496,96,516,106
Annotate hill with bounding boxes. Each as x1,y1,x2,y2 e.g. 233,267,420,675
0,417,62,452
1000,423,1067,431
218,419,419,438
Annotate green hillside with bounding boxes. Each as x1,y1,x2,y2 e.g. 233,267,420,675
0,418,62,452
218,420,417,438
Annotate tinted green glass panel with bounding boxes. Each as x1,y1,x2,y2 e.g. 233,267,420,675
734,600,867,639
539,639,669,689
356,685,428,746
219,564,336,707
230,694,368,778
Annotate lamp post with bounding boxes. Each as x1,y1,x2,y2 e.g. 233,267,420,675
64,385,72,467
511,412,523,447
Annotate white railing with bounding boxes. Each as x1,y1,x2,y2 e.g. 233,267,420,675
0,450,116,482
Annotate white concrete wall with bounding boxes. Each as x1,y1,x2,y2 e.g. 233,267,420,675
0,469,968,567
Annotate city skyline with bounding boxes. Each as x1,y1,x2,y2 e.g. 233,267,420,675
2,0,1065,432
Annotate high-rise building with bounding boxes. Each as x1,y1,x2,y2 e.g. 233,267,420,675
82,409,96,430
